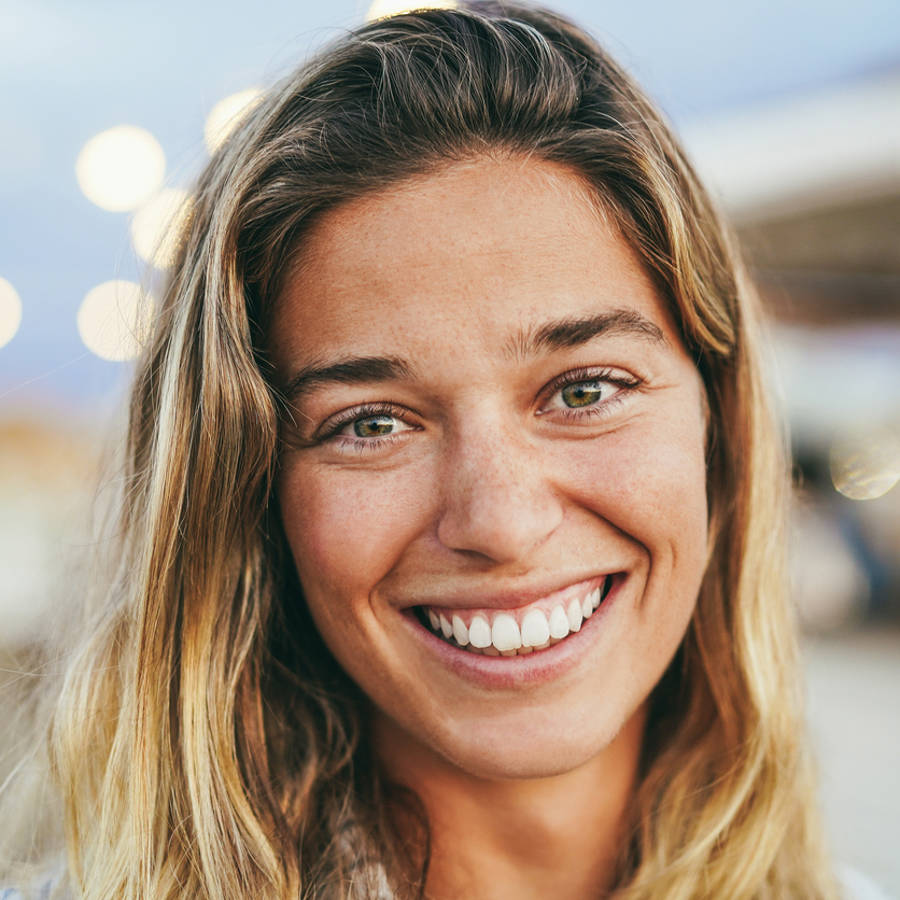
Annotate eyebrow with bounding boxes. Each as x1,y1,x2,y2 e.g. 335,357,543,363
282,355,414,403
504,309,668,359
280,308,667,403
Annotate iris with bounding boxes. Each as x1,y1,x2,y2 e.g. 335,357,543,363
561,381,604,408
354,415,396,437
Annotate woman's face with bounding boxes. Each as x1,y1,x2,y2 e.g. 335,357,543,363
271,157,709,779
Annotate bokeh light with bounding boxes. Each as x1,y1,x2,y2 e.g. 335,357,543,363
0,277,23,348
830,430,900,501
130,188,194,270
75,125,166,212
366,0,457,21
204,88,263,154
77,280,154,362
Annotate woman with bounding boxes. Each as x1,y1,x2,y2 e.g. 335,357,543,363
1,1,860,897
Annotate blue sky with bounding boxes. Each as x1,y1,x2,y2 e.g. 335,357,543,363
1,0,898,413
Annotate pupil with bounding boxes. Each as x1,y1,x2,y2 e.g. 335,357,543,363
354,415,394,437
562,381,603,408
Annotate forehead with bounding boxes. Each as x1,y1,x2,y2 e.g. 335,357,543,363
270,156,679,368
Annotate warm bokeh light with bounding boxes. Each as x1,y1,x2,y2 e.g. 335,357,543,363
830,430,900,501
77,280,154,362
130,188,193,269
366,0,457,21
0,277,23,348
75,125,166,212
204,88,263,154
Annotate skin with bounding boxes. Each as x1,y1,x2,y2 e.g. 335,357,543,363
271,156,709,898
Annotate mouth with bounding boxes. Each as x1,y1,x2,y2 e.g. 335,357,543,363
413,574,616,658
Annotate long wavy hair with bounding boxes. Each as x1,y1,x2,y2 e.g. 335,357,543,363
7,2,839,897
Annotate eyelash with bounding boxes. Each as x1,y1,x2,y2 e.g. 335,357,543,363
318,402,410,451
315,367,642,453
540,367,642,419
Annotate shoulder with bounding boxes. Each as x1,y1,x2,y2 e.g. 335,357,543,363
839,864,894,900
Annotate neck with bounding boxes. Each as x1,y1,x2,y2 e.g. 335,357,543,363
373,705,646,900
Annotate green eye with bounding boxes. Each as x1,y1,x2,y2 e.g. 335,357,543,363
353,415,396,437
560,381,604,408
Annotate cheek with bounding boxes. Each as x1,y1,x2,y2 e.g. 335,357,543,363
561,412,708,571
557,411,709,708
276,460,433,599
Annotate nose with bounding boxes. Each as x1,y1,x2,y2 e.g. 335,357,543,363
436,424,564,564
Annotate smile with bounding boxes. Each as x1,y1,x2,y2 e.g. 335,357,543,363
415,575,615,657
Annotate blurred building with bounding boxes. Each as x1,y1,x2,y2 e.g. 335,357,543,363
686,69,900,626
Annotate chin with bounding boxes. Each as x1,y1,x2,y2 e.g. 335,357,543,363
376,691,646,784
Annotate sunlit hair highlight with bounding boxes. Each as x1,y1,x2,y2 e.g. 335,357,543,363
16,2,841,897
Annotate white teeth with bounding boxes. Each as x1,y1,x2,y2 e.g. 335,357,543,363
521,608,550,647
491,613,522,652
567,597,583,632
425,578,613,656
468,615,492,649
548,604,570,639
581,594,592,618
452,614,469,646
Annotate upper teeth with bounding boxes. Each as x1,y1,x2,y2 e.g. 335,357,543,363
422,581,608,656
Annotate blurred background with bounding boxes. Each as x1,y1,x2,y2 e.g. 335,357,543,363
1,0,898,892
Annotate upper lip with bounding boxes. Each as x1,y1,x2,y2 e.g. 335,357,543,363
393,571,614,612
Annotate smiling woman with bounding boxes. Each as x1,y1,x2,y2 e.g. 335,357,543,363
271,159,710,800
1,2,847,899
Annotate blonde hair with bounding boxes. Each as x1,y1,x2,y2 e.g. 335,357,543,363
6,2,838,897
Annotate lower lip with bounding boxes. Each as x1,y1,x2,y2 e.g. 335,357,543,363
398,576,624,689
